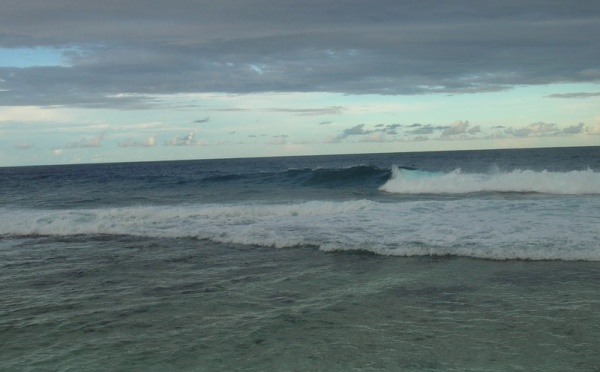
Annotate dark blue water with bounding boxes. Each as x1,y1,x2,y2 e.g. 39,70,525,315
1,147,600,370
1,146,598,208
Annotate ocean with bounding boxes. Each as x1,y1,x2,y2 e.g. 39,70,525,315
1,146,599,371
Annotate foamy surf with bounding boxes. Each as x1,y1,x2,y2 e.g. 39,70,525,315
2,195,599,261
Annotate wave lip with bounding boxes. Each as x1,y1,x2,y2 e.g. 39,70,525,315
380,166,600,195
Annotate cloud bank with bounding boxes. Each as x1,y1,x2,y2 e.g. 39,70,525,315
1,0,599,108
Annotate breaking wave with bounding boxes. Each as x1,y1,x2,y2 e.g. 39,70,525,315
380,166,600,195
2,196,599,261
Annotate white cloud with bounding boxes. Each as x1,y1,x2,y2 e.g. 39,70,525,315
14,143,32,150
118,136,156,148
65,132,105,148
266,135,288,145
442,120,470,136
360,133,386,142
163,131,207,146
0,106,68,122
527,122,560,136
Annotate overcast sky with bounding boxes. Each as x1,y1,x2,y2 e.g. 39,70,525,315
1,0,599,166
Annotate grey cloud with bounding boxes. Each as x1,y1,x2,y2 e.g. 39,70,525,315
0,1,598,107
379,123,403,135
267,107,345,116
407,124,448,135
325,123,369,142
562,123,584,134
546,92,600,99
208,108,250,112
468,125,481,134
343,124,370,136
327,123,401,142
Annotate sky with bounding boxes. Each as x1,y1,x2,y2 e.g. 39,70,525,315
1,0,599,166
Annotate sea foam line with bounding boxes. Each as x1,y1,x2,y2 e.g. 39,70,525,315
1,197,599,261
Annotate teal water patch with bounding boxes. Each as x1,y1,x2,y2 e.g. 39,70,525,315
2,236,599,371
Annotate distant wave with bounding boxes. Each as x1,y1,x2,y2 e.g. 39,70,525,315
2,197,599,261
380,166,600,195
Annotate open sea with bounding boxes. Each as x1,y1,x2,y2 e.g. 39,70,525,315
1,146,600,371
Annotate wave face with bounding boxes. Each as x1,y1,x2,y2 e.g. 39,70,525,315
380,166,600,195
0,164,394,208
2,195,599,261
200,165,392,189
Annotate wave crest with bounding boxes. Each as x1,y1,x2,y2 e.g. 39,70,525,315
380,166,600,195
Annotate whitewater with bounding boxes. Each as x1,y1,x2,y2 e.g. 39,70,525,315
382,165,600,194
2,147,600,371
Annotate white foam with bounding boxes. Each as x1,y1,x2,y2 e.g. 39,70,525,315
1,196,599,261
380,166,600,194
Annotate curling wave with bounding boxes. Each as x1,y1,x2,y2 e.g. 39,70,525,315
202,165,392,188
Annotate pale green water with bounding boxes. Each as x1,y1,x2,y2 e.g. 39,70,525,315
2,236,599,371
